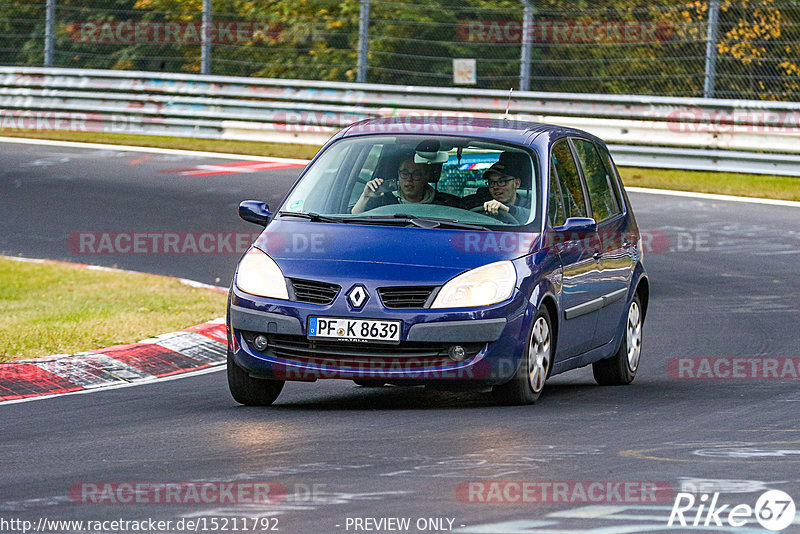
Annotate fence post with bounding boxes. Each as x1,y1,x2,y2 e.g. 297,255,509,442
44,0,55,67
357,0,370,83
704,0,720,98
201,0,212,75
519,0,534,91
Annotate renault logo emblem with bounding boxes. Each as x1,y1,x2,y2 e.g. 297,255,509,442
347,285,369,309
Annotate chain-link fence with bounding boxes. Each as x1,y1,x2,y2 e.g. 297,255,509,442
2,0,799,100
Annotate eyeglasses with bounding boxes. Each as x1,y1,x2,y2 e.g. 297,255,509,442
487,177,515,187
398,169,428,181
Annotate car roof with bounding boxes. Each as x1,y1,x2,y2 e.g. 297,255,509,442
337,116,602,147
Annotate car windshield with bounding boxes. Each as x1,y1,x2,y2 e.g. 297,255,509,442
279,135,540,228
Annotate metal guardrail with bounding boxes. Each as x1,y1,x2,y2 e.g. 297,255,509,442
2,67,800,176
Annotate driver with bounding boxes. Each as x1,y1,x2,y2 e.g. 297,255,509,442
476,161,530,224
352,158,458,214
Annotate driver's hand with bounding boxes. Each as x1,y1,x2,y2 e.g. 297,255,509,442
483,199,510,215
362,178,384,198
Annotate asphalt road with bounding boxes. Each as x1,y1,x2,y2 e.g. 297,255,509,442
2,140,800,534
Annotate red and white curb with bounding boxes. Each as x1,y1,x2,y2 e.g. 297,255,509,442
163,159,306,176
0,320,228,403
0,256,230,403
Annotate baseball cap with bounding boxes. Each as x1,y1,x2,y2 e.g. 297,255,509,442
483,161,514,180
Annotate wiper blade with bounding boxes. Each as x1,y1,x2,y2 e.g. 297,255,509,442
277,211,342,223
391,214,489,231
344,214,488,231
279,212,488,231
343,216,411,225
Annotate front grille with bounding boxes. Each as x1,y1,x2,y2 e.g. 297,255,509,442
289,278,340,305
378,286,436,308
244,333,483,369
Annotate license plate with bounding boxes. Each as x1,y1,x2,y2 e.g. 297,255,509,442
308,317,401,342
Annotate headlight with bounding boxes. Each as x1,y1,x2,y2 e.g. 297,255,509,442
235,248,289,299
430,260,516,308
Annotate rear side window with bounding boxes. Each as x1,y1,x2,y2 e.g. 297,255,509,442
596,143,625,212
550,141,587,219
573,139,620,222
548,163,566,227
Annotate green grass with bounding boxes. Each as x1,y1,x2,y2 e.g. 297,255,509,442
2,130,798,201
0,130,323,159
0,257,227,362
618,167,800,202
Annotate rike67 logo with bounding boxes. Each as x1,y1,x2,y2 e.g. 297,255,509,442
668,490,796,531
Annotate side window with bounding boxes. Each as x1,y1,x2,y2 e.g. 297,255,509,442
348,144,385,208
548,163,566,227
596,143,625,212
551,141,587,219
573,139,620,222
359,144,384,180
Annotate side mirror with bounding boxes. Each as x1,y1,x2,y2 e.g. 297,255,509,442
239,200,271,226
553,217,597,233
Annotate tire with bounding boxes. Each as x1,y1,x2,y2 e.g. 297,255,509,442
353,379,385,387
227,354,285,406
593,295,643,386
492,308,552,406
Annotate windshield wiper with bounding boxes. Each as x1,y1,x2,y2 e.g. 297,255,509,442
279,211,488,231
390,214,489,231
277,211,343,223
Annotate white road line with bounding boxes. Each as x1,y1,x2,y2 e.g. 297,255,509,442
627,186,800,208
0,136,311,164
1,255,227,292
0,365,225,406
2,136,796,207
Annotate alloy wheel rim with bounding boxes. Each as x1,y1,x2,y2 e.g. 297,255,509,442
528,316,550,393
626,301,642,372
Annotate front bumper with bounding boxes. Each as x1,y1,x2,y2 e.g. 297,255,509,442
228,287,530,385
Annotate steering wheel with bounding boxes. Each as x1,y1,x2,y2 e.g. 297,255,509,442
469,206,519,225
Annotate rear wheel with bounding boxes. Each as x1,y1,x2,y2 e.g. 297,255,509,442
593,295,642,386
492,308,552,405
227,354,284,406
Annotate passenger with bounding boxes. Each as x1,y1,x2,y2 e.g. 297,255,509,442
352,158,458,214
477,161,530,223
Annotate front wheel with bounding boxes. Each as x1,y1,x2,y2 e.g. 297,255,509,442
492,308,552,405
593,295,643,386
227,354,285,406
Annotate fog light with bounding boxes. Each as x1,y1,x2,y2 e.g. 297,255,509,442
448,345,466,362
253,335,268,352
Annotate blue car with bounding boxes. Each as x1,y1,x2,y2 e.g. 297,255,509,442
227,117,649,406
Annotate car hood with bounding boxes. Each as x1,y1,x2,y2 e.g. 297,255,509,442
253,220,540,284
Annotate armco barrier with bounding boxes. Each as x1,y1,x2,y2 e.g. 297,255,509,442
2,66,800,176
